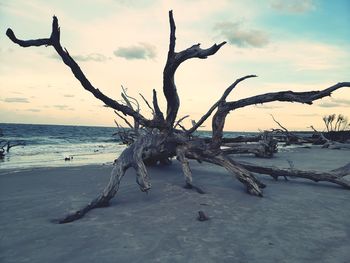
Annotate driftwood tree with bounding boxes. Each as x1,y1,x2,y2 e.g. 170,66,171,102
0,128,25,159
7,11,350,223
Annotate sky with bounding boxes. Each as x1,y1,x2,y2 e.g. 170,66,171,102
0,0,349,131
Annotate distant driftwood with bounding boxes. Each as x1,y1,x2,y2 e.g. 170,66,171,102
0,129,25,159
309,126,350,149
221,131,277,158
266,115,350,149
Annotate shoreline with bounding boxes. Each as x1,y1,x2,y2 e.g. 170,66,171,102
0,143,346,172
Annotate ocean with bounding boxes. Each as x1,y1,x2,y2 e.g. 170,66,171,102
0,123,255,170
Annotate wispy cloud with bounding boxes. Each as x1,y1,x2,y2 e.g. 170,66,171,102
270,0,315,13
113,42,156,60
26,108,41,112
294,113,319,117
52,105,75,111
4,97,29,103
63,94,75,98
53,105,69,110
112,0,154,8
331,98,350,106
214,22,269,48
50,53,109,62
254,104,282,109
318,102,339,108
318,98,350,108
73,53,110,62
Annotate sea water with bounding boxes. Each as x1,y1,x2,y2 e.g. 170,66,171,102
0,123,125,170
0,123,255,170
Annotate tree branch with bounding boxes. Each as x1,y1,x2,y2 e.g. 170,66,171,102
152,89,165,122
210,81,350,149
6,28,51,47
139,93,155,116
163,11,226,128
6,16,155,128
167,10,176,59
239,161,350,189
174,115,190,129
226,82,350,111
114,111,134,129
188,75,256,134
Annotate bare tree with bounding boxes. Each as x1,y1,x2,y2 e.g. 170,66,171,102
6,11,350,223
323,114,349,132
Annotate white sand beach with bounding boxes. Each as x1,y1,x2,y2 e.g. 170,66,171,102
1,146,349,263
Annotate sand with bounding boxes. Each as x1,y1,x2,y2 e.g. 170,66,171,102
0,146,349,263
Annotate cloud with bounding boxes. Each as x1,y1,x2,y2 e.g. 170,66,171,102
26,109,41,112
318,102,339,108
50,53,109,62
294,113,319,117
53,105,69,110
52,105,75,111
318,98,350,108
270,0,315,13
63,94,75,98
254,104,282,109
214,22,269,48
113,42,156,60
332,98,350,106
73,53,109,62
112,0,154,8
4,97,29,103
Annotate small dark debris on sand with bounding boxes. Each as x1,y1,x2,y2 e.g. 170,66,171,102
197,210,209,221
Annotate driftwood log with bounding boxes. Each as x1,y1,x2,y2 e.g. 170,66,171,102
6,11,350,223
269,115,350,147
222,131,277,158
0,129,25,159
309,126,350,149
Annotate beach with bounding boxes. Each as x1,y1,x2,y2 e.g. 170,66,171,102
1,146,349,263
2,0,350,262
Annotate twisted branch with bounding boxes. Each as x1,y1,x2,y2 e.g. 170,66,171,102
226,82,350,111
163,10,226,127
239,161,350,189
6,16,155,128
188,75,256,134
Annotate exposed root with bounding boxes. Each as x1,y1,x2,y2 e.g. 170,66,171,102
57,155,127,223
133,136,152,192
176,146,206,194
239,161,350,189
186,150,265,196
57,133,160,223
176,146,193,185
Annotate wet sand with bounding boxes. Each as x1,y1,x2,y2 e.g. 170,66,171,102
0,147,349,263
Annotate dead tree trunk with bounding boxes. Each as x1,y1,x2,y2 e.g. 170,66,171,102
6,11,350,223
